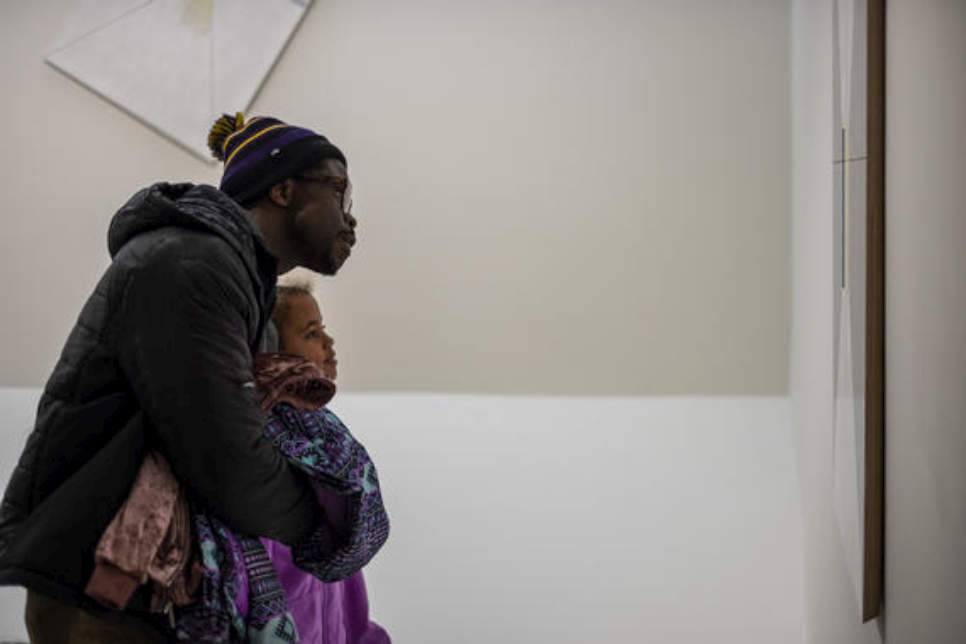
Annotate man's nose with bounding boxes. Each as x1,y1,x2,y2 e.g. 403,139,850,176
344,211,357,230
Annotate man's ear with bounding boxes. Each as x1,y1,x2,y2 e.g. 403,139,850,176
268,178,297,208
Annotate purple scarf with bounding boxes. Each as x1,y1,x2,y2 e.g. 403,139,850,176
173,355,390,642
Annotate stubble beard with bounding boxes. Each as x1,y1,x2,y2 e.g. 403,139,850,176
313,244,343,276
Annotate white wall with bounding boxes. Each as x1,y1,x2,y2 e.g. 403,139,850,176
0,389,803,644
0,3,809,641
0,0,791,396
790,1,966,642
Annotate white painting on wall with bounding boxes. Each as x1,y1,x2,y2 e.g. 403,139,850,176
46,0,313,161
833,284,863,612
832,0,872,619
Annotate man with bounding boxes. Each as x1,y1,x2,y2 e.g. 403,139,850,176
0,113,358,642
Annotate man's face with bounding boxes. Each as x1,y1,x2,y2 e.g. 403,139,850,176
286,158,357,275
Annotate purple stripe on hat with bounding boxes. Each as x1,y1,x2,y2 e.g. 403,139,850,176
226,125,316,167
223,128,320,180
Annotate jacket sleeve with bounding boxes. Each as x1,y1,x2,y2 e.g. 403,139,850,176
114,235,317,545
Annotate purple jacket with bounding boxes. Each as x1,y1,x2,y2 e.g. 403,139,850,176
257,354,390,643
261,539,390,644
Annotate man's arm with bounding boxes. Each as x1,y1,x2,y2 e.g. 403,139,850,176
114,237,317,544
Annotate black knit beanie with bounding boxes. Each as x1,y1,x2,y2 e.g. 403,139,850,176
208,113,347,206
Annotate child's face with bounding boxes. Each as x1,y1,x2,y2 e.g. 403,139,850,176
278,293,338,380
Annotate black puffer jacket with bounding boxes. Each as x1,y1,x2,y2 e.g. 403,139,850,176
0,183,318,615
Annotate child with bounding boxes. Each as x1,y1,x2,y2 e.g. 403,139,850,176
261,282,391,644
87,283,390,643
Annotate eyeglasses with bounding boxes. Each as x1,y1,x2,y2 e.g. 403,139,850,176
294,174,353,215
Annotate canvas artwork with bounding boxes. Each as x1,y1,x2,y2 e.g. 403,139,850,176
831,0,885,623
45,0,313,161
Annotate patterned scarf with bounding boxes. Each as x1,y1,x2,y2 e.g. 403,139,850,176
173,354,390,642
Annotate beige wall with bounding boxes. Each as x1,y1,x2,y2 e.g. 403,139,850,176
883,0,966,640
791,0,966,642
0,0,790,395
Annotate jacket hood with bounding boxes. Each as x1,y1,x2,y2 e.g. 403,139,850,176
107,183,278,300
108,183,259,259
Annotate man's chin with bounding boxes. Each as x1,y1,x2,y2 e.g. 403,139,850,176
302,244,351,275
328,250,352,274
304,255,339,276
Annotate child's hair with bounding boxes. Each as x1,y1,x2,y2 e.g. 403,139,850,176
272,278,314,339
